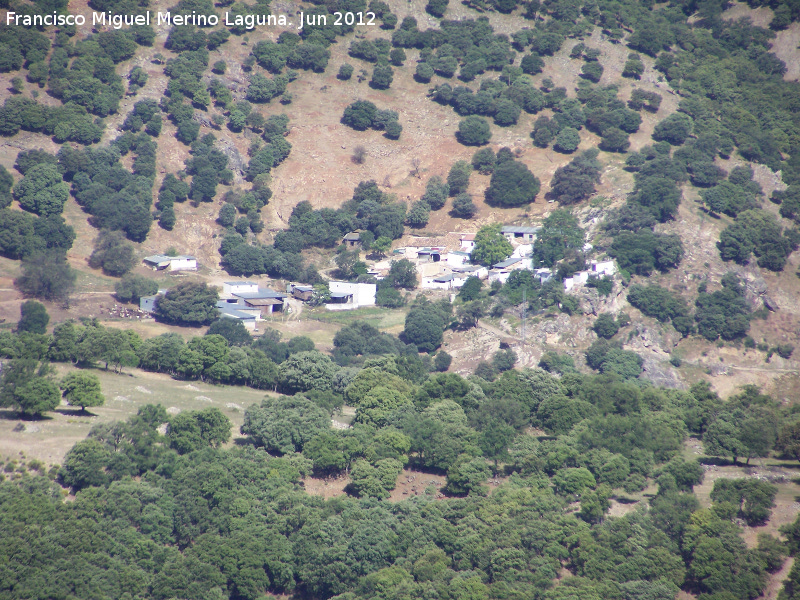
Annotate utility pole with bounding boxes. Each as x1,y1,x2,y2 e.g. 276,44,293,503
521,288,526,347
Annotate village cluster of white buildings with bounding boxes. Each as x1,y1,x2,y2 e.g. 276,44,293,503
136,225,617,328
364,226,617,293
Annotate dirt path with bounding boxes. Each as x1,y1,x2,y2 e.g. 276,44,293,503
477,319,516,342
761,557,794,600
285,298,303,320
726,365,798,373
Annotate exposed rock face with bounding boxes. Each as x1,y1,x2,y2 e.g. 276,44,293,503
763,296,779,311
641,356,685,389
573,284,627,316
217,139,247,185
626,325,680,355
193,112,214,128
534,314,578,346
732,269,777,312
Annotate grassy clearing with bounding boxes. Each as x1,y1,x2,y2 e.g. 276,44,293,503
257,318,342,351
97,318,203,341
0,255,20,281
305,307,407,330
72,268,117,294
0,365,272,468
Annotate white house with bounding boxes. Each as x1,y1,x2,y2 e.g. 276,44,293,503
535,268,554,283
326,281,376,310
393,247,420,260
217,305,257,330
459,234,476,253
511,244,534,259
365,269,387,281
219,286,287,317
564,270,591,292
590,259,616,276
501,226,539,243
142,254,197,271
222,281,259,297
488,257,534,284
416,261,447,279
417,248,444,263
421,273,471,290
452,265,488,280
342,232,362,249
446,251,471,267
564,260,617,292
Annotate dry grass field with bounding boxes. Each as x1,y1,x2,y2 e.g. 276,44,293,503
0,364,273,467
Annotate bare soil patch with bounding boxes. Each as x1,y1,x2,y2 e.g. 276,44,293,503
302,473,351,498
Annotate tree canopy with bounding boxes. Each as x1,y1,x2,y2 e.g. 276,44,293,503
485,160,541,207
241,395,331,454
533,210,585,268
470,223,513,266
154,282,220,327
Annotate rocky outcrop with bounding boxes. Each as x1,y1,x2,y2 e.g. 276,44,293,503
217,139,247,185
640,356,685,389
736,269,773,312
626,324,680,355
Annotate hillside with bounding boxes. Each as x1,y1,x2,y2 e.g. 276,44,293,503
1,0,800,598
0,0,795,400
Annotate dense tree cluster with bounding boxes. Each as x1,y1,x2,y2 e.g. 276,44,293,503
184,134,231,202
701,383,782,468
348,37,395,64
718,209,797,272
17,300,49,335
432,78,542,133
0,208,75,261
530,82,640,152
29,318,287,389
121,99,162,137
88,229,137,277
484,157,540,207
625,274,752,342
701,166,763,217
394,17,517,79
694,273,752,341
60,371,105,412
36,28,150,121
628,88,662,112
15,250,77,303
605,204,684,277
402,297,452,352
584,339,643,379
333,321,413,365
341,100,402,138
776,185,800,224
548,148,601,205
0,307,790,600
627,284,694,336
251,32,330,74
154,281,220,327
60,143,153,242
246,180,406,269
0,25,50,73
651,15,800,180
221,236,322,281
13,162,69,217
115,274,159,304
156,173,189,230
